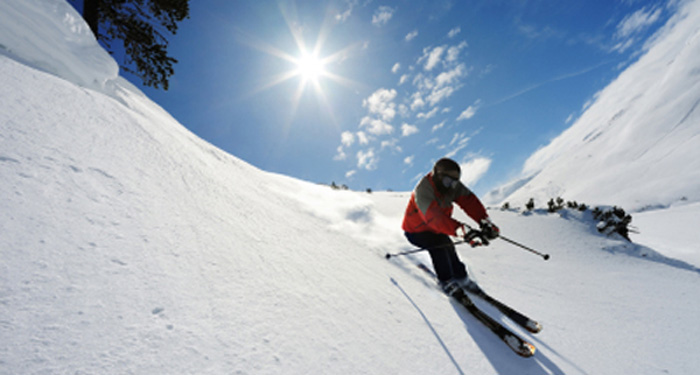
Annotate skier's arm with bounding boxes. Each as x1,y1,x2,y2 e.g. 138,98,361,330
454,184,488,224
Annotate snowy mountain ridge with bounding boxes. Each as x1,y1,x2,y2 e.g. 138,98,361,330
489,0,700,212
2,1,700,374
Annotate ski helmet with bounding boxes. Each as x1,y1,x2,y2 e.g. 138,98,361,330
432,158,461,191
433,158,461,177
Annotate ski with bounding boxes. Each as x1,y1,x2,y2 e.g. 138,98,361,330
468,285,543,334
451,288,536,358
416,263,536,358
416,263,542,333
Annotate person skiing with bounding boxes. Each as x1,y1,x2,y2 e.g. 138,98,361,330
402,157,500,295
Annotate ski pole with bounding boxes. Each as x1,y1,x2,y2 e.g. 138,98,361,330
498,235,550,261
385,240,467,259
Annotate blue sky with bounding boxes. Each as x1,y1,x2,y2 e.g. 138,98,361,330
70,0,672,195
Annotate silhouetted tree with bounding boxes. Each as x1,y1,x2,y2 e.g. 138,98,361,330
81,0,190,90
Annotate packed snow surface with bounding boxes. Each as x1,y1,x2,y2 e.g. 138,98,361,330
2,1,700,374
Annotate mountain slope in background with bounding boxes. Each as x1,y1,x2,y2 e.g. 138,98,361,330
2,1,700,374
491,0,700,212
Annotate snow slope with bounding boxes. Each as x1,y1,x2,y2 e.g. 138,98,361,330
2,1,700,374
493,0,700,212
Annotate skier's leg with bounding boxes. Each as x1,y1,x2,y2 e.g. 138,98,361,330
405,231,455,282
445,247,468,280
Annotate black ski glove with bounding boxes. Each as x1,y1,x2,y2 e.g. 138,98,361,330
479,218,500,240
464,228,489,247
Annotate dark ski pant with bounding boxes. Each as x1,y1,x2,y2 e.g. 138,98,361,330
405,231,467,282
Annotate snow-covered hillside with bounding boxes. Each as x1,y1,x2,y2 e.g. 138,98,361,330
491,0,700,212
2,1,700,374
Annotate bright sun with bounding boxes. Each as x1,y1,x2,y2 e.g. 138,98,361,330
295,51,326,83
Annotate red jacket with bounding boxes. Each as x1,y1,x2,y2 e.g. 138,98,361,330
402,172,488,235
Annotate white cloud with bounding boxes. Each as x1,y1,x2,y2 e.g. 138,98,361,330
405,29,418,41
410,92,425,110
356,131,370,145
435,63,466,87
417,106,439,119
612,6,663,52
431,120,446,132
391,62,401,74
398,74,409,85
334,146,347,160
357,149,378,170
457,106,476,120
426,86,456,106
424,45,445,71
360,117,394,135
336,0,358,23
381,138,402,153
398,104,409,117
341,131,355,147
616,6,662,39
447,27,461,38
445,132,471,158
345,169,357,178
401,123,419,136
372,6,396,27
459,157,492,187
363,88,398,121
457,100,481,120
446,41,468,63
409,47,469,109
404,155,414,165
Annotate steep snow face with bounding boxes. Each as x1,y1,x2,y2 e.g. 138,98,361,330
0,0,118,92
498,0,700,211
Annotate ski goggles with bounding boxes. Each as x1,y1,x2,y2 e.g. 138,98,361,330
440,174,460,189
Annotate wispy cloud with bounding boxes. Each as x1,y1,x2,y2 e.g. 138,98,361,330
457,100,481,121
491,61,613,106
381,138,402,153
447,27,461,38
405,29,419,41
446,41,467,63
372,6,396,27
421,45,446,71
334,145,347,160
444,132,471,158
431,120,446,132
357,131,369,145
612,6,663,52
616,6,663,39
417,106,439,119
336,0,359,23
357,148,379,170
391,62,401,74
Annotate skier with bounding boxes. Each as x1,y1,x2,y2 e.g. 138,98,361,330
402,157,500,295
